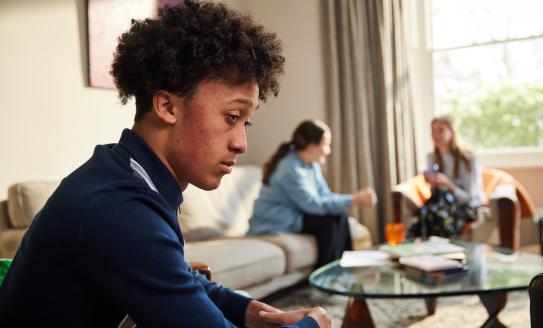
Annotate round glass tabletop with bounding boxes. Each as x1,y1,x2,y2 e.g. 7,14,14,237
309,242,543,299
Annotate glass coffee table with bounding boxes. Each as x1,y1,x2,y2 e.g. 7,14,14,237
309,242,543,328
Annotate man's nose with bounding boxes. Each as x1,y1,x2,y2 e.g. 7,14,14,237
229,127,247,154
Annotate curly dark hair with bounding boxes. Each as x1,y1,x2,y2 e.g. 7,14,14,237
111,0,285,121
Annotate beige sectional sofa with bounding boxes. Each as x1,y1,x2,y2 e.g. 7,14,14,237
0,165,371,299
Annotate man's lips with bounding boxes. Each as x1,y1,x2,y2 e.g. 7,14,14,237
221,159,236,166
220,160,236,173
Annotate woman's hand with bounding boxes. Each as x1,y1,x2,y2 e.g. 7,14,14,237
352,187,377,208
433,173,456,191
423,171,436,184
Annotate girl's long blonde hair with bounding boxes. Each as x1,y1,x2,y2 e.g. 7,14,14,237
431,116,472,179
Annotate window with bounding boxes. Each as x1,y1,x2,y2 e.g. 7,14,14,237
428,0,543,162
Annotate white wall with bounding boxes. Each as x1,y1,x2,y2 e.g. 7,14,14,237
0,0,326,199
239,0,327,166
0,0,134,199
2,0,540,215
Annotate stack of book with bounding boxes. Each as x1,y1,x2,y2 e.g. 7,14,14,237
399,255,468,284
379,240,466,260
339,250,390,267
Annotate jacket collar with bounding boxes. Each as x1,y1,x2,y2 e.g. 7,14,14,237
117,129,183,211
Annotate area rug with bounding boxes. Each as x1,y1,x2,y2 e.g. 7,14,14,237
266,285,530,327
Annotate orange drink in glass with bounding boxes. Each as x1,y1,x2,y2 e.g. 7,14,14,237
385,222,405,245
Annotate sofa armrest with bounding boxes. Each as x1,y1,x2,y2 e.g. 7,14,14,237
488,184,517,203
190,262,212,280
530,273,543,328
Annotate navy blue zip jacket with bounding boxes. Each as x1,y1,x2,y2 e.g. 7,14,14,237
0,129,317,328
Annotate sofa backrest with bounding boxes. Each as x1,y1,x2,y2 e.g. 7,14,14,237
179,165,262,241
7,181,60,228
2,166,263,242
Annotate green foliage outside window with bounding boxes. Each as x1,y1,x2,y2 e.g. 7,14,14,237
440,84,543,150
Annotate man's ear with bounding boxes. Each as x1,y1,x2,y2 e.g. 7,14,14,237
151,90,180,125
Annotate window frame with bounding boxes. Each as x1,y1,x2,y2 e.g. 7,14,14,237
415,0,543,169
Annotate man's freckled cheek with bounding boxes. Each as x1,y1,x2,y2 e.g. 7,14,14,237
182,133,212,163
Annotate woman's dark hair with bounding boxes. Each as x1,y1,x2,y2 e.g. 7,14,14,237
262,119,330,185
111,0,285,122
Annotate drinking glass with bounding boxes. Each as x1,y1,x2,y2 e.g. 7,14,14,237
385,222,405,245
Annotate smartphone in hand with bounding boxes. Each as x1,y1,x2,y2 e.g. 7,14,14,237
423,163,439,182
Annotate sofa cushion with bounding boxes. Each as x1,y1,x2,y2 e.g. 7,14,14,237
251,234,317,272
184,238,285,290
7,181,59,228
232,166,262,217
179,165,261,241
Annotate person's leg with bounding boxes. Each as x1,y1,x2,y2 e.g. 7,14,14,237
301,214,336,268
302,213,352,268
337,213,353,256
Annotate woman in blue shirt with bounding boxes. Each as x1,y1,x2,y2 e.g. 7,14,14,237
248,120,376,268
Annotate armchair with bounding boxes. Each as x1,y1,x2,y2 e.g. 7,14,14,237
391,168,536,250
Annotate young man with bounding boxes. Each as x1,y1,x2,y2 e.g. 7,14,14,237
0,1,330,327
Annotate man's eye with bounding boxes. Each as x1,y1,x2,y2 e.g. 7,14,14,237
244,121,253,129
226,114,239,123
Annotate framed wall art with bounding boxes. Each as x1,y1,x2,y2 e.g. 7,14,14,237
87,0,183,89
